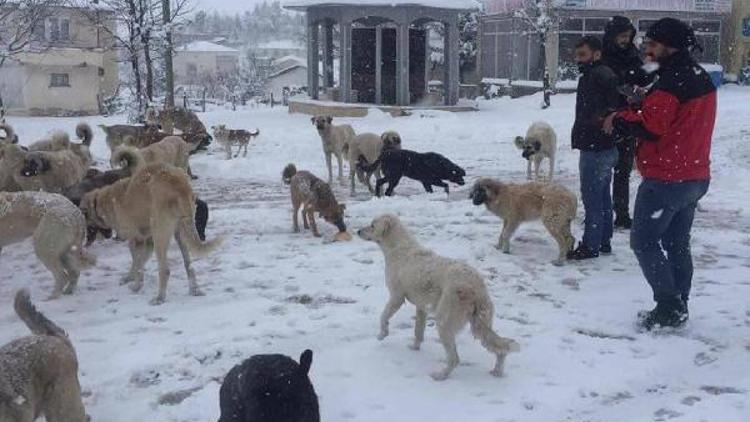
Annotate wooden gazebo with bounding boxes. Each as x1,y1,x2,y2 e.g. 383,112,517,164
284,0,477,107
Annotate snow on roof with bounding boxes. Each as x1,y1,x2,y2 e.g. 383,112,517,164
284,0,479,10
272,55,307,66
255,40,305,50
178,41,239,53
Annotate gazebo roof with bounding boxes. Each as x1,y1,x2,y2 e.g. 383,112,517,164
283,0,480,11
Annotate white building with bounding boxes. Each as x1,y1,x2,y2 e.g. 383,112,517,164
173,41,241,86
265,55,309,100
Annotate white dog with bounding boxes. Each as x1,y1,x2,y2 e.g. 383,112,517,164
358,214,520,381
514,121,557,181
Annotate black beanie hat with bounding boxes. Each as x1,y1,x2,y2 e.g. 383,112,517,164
646,18,702,51
605,16,636,38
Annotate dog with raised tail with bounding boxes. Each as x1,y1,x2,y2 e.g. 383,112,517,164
0,290,89,422
358,214,520,381
211,124,260,159
514,121,557,181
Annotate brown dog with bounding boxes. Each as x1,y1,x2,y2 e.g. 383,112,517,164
0,290,88,422
0,192,96,299
282,164,346,238
80,162,221,304
470,178,577,266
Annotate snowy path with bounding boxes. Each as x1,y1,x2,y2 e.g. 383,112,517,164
1,88,749,421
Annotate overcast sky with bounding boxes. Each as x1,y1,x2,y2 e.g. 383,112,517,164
193,0,289,14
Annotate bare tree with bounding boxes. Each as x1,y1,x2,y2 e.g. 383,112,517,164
0,0,63,67
514,0,557,107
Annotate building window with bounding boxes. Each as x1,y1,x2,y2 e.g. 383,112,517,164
742,17,750,37
47,17,71,42
98,67,105,77
50,73,70,87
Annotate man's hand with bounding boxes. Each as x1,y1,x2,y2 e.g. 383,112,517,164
603,112,617,135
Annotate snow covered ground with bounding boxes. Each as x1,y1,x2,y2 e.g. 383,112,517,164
1,88,749,421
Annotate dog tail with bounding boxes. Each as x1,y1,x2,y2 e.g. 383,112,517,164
111,145,145,171
51,131,71,149
465,290,520,356
250,129,260,137
282,163,297,185
299,349,313,375
76,122,94,146
14,289,70,343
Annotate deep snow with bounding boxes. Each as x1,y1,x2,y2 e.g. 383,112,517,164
1,88,749,422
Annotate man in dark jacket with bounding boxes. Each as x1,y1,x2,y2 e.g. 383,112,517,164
601,16,655,229
568,36,621,260
604,18,716,331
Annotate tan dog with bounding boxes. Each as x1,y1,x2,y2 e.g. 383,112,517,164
311,116,356,184
470,178,577,265
99,124,150,151
211,124,260,159
0,123,21,192
112,136,194,175
0,140,89,194
0,192,96,299
0,290,88,422
29,123,94,169
80,162,221,304
514,121,557,181
357,214,520,381
158,107,208,135
282,164,347,238
343,131,403,195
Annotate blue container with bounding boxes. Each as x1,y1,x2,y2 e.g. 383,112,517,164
701,64,724,88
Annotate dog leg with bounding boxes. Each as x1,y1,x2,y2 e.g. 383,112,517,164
60,253,81,295
308,209,321,237
543,217,571,266
498,220,520,254
152,225,175,305
526,160,532,181
225,143,232,160
349,166,356,195
433,180,449,194
378,294,405,340
410,308,427,351
375,178,388,197
39,254,69,301
302,205,310,230
548,155,555,181
43,372,87,422
175,230,203,297
421,181,434,193
384,176,402,197
534,159,541,181
336,152,345,183
128,239,153,293
292,201,301,233
325,152,334,184
432,324,460,381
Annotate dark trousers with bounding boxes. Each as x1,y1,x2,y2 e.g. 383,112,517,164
613,138,635,219
195,199,209,241
630,179,709,302
579,148,618,251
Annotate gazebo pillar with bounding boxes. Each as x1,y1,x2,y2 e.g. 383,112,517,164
396,22,410,106
375,25,383,105
322,22,334,88
306,19,320,100
339,20,353,103
444,21,460,105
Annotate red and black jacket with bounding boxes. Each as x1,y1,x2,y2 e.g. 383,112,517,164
613,50,716,182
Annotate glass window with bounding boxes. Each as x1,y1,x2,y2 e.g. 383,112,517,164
693,34,720,64
585,18,609,32
744,17,750,37
692,20,721,33
50,73,70,87
561,18,583,32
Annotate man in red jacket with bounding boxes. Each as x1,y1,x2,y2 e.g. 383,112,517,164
604,18,716,331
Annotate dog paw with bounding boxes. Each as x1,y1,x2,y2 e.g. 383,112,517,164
552,259,564,267
377,331,388,341
313,232,322,238
62,285,75,295
190,288,205,297
149,297,165,306
45,293,62,302
490,368,504,377
129,282,144,293
408,343,421,351
430,371,450,381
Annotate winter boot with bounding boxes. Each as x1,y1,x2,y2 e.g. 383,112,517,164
637,297,688,331
614,214,632,230
567,242,599,261
600,243,612,255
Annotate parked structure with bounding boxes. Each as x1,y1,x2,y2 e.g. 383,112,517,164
285,0,477,106
0,5,118,116
481,0,732,84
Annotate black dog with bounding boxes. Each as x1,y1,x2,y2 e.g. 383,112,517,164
219,350,319,422
358,149,466,197
64,168,210,244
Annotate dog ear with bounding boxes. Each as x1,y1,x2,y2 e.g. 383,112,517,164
326,116,332,124
374,215,394,238
514,136,525,150
299,349,313,375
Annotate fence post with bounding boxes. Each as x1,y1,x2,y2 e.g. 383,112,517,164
202,89,206,113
